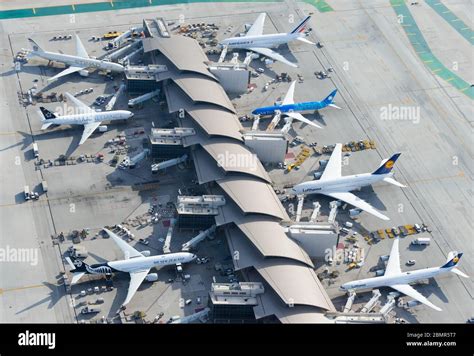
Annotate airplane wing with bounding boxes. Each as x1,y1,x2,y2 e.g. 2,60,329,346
65,92,95,114
385,238,402,276
123,269,150,306
75,34,89,58
246,13,266,37
79,122,101,145
282,81,296,105
390,284,442,311
286,112,322,129
71,272,86,285
47,66,85,82
104,228,144,259
324,191,390,221
320,143,342,180
248,47,298,68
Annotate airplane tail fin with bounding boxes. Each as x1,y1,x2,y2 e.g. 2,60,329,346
28,38,44,53
441,252,463,269
65,256,89,284
39,107,57,129
66,256,89,272
39,107,57,120
289,16,311,34
372,153,401,175
322,89,339,108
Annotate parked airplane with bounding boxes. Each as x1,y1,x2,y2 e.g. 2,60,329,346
28,35,124,81
66,228,197,306
220,13,314,67
291,144,405,220
252,81,340,128
38,92,133,145
340,238,468,311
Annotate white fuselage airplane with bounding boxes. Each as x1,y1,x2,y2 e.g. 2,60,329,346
28,35,124,81
38,92,133,145
252,80,340,130
220,13,314,67
291,144,406,220
341,238,468,311
66,229,196,306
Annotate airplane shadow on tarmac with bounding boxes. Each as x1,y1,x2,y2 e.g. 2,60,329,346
15,281,63,315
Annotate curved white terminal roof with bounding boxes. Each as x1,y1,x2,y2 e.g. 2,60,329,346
226,230,335,318
142,36,216,80
217,176,288,220
233,215,313,267
172,75,236,113
250,269,335,323
252,259,335,311
200,138,271,183
225,222,313,268
187,105,243,140
146,30,335,323
191,147,226,184
165,84,243,141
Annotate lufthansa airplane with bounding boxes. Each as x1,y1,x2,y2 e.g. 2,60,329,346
341,238,468,311
291,144,405,220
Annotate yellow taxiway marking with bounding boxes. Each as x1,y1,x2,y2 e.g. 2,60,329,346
0,132,20,136
0,284,46,295
0,186,133,209
409,171,465,185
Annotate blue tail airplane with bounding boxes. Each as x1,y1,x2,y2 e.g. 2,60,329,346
252,81,341,129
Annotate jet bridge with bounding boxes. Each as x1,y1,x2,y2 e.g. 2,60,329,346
328,200,340,224
295,195,304,222
163,218,176,254
360,289,381,313
266,111,282,131
128,89,160,108
107,40,142,62
170,308,210,324
151,154,188,174
110,26,144,47
119,46,143,66
380,293,399,316
343,290,356,313
218,45,228,63
309,202,321,222
181,225,216,251
251,115,260,130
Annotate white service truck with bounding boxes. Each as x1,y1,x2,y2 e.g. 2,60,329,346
411,237,430,246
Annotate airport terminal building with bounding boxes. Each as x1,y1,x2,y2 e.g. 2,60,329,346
134,18,335,323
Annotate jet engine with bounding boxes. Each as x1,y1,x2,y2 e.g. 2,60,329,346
145,273,158,282
141,250,151,257
98,125,108,132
